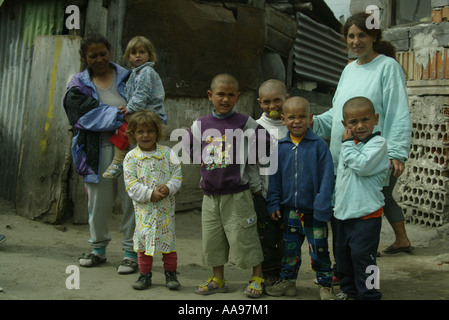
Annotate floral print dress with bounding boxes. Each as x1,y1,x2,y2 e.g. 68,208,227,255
124,144,182,256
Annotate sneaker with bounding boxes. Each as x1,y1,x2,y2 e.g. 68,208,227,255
263,275,280,294
117,258,138,274
79,252,106,267
102,163,123,178
165,270,181,290
132,272,152,290
0,235,5,245
335,292,356,300
265,279,296,297
263,275,280,287
319,286,335,300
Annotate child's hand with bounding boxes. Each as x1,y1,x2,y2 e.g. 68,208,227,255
157,184,170,197
271,210,281,221
151,186,168,202
118,105,128,113
342,127,353,141
118,105,131,122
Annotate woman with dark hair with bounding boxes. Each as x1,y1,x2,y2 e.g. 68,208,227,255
342,12,397,60
63,33,137,274
313,11,413,289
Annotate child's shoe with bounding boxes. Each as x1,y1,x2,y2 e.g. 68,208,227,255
132,272,152,290
335,291,356,300
102,163,123,178
319,286,335,300
263,275,280,294
245,276,264,298
265,279,296,297
165,270,181,290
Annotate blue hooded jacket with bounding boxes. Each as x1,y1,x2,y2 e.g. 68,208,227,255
266,128,334,222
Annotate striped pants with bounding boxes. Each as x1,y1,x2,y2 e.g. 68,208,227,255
280,209,332,287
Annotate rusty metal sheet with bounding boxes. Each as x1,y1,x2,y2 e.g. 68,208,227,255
0,0,64,200
15,36,81,223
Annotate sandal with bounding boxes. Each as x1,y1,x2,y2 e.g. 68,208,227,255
383,244,414,254
245,275,264,298
78,253,106,267
117,258,138,274
195,276,229,295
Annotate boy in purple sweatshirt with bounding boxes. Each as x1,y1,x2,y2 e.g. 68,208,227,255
183,74,272,298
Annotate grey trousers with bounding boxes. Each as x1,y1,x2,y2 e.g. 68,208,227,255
85,142,135,253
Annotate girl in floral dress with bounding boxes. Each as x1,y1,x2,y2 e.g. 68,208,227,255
123,110,182,290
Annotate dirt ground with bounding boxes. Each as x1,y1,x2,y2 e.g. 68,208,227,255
0,197,448,302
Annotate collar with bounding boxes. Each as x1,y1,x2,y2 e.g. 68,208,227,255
81,62,130,85
343,131,381,145
260,113,283,125
134,144,164,160
212,110,235,119
132,61,154,72
279,128,319,144
360,131,381,144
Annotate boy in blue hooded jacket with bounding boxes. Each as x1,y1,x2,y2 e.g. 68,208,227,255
266,97,335,300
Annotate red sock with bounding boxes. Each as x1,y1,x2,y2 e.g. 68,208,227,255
162,252,178,272
138,252,153,274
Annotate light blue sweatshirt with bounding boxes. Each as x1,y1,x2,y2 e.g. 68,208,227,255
313,54,411,173
334,133,390,220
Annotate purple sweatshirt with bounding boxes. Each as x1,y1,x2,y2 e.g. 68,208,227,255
184,111,272,195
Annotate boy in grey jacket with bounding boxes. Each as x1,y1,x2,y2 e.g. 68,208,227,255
334,96,390,300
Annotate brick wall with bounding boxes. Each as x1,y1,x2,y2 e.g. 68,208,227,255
432,6,449,23
396,49,449,81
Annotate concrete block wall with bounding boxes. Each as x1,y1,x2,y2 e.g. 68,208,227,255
384,20,449,227
396,96,449,227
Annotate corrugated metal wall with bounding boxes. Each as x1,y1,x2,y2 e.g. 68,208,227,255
0,0,64,200
293,12,347,87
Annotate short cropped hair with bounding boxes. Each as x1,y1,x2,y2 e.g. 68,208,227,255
258,79,287,98
342,96,375,119
282,96,310,115
210,73,239,91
